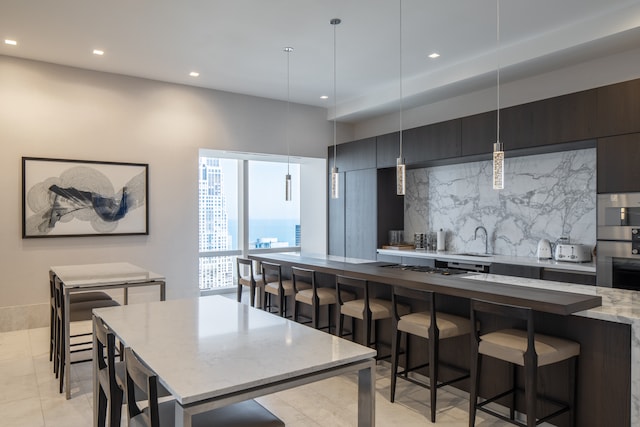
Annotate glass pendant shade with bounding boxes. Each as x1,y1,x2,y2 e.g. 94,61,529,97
285,173,292,201
492,141,504,190
331,167,339,199
396,157,406,196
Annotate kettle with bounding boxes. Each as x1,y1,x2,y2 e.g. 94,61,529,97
537,239,552,259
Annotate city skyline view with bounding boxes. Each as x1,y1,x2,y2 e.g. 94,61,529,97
199,155,300,290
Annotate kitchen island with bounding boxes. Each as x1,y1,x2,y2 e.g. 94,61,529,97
250,252,633,427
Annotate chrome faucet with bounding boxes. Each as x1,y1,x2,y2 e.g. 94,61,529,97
474,226,488,254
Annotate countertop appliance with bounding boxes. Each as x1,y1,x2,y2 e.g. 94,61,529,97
597,192,640,289
554,244,592,262
537,239,552,259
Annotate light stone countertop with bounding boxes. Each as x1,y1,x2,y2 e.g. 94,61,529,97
377,248,596,273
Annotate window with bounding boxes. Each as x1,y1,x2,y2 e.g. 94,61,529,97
198,152,301,291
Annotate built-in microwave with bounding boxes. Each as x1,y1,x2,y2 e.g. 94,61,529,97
597,193,640,288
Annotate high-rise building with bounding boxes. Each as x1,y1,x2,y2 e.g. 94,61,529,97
198,157,233,289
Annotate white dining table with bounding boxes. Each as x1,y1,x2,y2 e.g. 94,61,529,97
50,262,165,399
92,295,377,427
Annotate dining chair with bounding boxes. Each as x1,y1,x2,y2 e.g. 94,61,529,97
389,286,472,422
48,270,112,367
236,257,265,308
54,276,119,393
124,347,285,427
95,316,124,427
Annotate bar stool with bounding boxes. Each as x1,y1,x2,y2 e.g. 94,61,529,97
469,299,580,427
49,270,112,367
54,276,119,393
262,261,309,317
236,257,265,308
292,266,354,332
335,275,408,357
390,286,472,423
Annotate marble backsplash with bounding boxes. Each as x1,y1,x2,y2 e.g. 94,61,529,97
404,148,596,257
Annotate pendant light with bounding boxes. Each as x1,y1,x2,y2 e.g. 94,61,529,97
330,18,341,199
492,0,504,190
284,46,293,201
396,0,406,196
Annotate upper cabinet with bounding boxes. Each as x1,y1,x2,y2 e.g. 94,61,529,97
532,89,597,145
597,133,640,193
402,119,461,166
328,137,376,172
597,79,640,137
376,132,400,169
461,110,497,156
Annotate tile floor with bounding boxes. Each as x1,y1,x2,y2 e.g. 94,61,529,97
0,321,513,426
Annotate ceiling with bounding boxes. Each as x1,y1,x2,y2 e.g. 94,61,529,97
2,0,640,122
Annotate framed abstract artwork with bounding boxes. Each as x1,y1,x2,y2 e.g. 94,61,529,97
22,157,149,238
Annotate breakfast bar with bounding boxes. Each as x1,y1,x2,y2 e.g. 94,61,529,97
250,252,632,427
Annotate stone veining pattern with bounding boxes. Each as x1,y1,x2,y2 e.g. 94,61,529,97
404,148,596,256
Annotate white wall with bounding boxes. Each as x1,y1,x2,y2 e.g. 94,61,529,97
0,55,334,330
354,46,640,139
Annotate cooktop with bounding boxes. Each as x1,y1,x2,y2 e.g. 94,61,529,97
380,264,468,275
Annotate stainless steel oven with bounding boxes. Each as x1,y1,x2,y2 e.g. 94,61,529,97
597,193,640,288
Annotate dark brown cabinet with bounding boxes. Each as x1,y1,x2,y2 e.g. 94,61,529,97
345,169,377,259
597,133,640,193
402,120,461,165
376,132,401,168
500,103,534,150
330,137,376,172
328,171,345,256
461,111,497,156
533,89,597,145
597,79,640,137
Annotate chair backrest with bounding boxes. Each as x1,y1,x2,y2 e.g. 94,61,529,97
261,261,282,286
53,276,64,316
291,266,315,294
124,347,161,427
237,257,255,282
470,299,535,360
392,286,438,338
335,275,368,307
95,317,120,395
49,270,57,305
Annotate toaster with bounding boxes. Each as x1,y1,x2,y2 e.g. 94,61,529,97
554,244,592,262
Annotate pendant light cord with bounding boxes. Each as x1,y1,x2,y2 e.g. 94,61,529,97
332,19,338,170
496,0,500,145
286,48,291,174
399,0,403,159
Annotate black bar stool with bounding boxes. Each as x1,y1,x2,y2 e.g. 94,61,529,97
292,266,353,332
335,275,408,358
390,286,472,423
262,261,309,317
469,299,580,427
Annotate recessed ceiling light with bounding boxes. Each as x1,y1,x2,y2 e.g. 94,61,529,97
4,39,17,46
428,52,440,59
320,95,329,100
92,49,104,56
189,71,200,77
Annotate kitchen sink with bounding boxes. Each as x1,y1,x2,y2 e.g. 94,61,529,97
452,252,493,258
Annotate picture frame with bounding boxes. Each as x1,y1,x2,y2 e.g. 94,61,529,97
22,157,149,238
